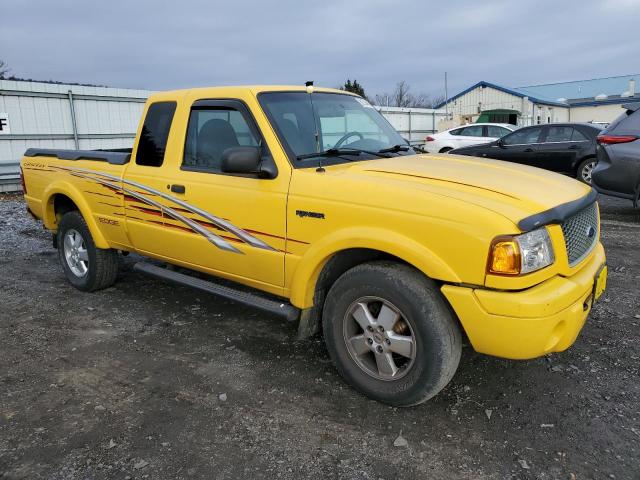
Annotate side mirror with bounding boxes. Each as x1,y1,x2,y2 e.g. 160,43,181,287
496,138,505,148
220,147,276,178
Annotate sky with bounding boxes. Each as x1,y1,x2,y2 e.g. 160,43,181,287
2,0,639,101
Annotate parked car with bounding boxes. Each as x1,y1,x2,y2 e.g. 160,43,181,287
592,102,640,206
423,123,517,153
450,123,603,184
20,86,606,407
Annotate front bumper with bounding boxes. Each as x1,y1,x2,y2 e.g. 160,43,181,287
442,242,606,360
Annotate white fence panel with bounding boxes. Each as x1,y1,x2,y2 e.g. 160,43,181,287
376,106,447,144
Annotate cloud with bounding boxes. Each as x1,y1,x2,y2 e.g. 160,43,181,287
1,0,638,99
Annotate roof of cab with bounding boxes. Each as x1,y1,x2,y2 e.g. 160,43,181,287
146,85,356,102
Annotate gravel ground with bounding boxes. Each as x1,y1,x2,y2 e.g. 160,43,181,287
1,192,639,480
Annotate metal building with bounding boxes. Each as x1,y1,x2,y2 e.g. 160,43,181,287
437,74,640,130
436,81,570,128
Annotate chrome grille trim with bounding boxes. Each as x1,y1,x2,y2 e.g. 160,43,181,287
561,202,599,267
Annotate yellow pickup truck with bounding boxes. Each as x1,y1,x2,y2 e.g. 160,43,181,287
21,85,607,406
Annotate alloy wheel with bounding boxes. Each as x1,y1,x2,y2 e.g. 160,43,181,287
581,161,596,184
343,296,416,381
63,229,89,277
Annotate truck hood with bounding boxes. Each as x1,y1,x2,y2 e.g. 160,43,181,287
343,154,593,229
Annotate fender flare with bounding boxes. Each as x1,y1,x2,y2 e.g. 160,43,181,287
42,180,110,249
288,226,461,309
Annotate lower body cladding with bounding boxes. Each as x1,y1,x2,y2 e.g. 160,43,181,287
442,243,606,360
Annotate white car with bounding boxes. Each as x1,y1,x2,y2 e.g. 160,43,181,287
423,123,518,154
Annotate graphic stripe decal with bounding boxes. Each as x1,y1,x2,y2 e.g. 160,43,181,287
67,169,243,254
61,166,276,251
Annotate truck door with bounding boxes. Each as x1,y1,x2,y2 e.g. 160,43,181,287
125,98,288,292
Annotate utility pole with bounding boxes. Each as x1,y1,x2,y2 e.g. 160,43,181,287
444,72,449,120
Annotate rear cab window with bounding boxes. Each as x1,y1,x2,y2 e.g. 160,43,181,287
135,102,177,167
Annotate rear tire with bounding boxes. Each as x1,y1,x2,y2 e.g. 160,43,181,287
322,261,461,407
57,211,119,292
577,158,597,184
439,147,453,154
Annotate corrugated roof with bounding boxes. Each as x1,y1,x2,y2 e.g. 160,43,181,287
513,74,639,102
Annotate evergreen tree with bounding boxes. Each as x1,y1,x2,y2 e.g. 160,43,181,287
341,79,367,99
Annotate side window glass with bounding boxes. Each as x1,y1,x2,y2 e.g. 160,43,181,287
571,129,589,141
182,108,259,172
449,128,463,136
503,128,541,146
546,126,574,143
487,126,510,137
461,125,484,137
135,102,177,167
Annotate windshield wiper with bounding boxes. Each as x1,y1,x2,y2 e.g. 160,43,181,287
296,147,391,161
378,144,411,154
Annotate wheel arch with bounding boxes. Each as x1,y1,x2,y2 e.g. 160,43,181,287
42,181,110,249
289,228,461,310
575,154,596,173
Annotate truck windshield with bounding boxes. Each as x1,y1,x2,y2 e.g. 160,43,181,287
258,92,412,167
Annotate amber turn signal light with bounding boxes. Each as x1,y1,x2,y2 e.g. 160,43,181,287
487,237,521,275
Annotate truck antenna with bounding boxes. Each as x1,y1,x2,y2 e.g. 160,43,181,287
305,81,314,94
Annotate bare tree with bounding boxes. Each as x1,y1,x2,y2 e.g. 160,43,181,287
373,81,441,108
0,60,10,80
374,92,391,107
393,81,412,107
428,94,446,109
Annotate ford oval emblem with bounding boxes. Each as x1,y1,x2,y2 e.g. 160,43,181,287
586,226,596,238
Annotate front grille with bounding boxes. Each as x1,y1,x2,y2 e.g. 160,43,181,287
561,202,599,266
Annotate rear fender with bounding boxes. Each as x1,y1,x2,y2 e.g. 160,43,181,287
42,181,110,249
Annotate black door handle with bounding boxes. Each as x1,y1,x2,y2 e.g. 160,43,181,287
568,144,579,150
524,148,534,152
170,184,186,194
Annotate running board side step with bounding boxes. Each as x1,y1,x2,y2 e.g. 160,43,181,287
133,262,300,322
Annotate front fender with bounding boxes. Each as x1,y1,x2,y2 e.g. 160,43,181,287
289,226,461,308
42,180,110,249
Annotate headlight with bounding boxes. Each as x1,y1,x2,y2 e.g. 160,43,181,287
488,228,555,275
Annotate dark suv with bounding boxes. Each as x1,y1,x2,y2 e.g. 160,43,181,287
592,103,640,207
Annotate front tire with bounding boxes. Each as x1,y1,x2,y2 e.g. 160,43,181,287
322,261,462,407
57,211,119,292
